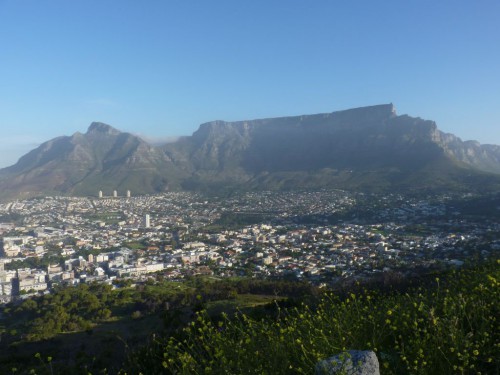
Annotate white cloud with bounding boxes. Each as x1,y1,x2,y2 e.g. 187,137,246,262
133,134,182,146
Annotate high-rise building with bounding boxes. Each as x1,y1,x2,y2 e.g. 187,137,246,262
0,260,6,283
127,190,131,198
98,190,103,198
113,190,118,198
144,214,151,228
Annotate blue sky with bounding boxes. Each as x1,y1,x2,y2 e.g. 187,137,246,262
1,0,499,168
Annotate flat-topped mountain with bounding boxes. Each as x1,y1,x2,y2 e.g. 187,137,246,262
1,104,499,199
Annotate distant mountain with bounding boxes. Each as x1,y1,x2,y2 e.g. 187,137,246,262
0,123,186,199
163,104,500,192
1,104,500,199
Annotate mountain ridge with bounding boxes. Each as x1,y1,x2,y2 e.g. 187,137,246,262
1,104,500,199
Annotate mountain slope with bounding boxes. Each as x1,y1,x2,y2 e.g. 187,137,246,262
1,105,500,199
0,123,184,199
436,132,500,174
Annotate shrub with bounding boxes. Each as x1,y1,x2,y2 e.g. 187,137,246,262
127,260,500,374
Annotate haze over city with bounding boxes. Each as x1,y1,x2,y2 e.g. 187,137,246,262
1,0,499,168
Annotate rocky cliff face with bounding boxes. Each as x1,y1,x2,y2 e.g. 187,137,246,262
1,105,499,199
435,132,500,174
166,104,497,191
177,104,500,176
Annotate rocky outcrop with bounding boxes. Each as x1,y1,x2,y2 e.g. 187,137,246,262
437,133,500,174
315,350,380,375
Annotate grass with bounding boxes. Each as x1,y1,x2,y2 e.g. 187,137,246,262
206,295,286,317
128,259,500,374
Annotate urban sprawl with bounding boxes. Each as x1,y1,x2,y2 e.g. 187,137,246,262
0,190,498,303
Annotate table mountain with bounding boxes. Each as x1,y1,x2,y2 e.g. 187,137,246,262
164,104,500,192
1,104,499,199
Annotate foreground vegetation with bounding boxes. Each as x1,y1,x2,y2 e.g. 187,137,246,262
0,260,498,374
0,278,315,374
127,260,499,374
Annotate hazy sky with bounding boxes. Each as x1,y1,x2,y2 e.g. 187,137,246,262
1,1,499,168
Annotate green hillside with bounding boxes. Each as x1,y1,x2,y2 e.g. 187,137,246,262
0,260,497,374
128,260,499,374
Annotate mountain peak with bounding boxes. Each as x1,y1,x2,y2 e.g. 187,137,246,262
86,122,121,136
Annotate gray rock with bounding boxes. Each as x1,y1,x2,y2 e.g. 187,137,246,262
315,350,380,375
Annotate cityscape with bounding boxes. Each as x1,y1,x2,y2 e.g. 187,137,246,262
1,190,497,303
2,1,499,372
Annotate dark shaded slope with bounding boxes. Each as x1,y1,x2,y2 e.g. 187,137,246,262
169,104,500,192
